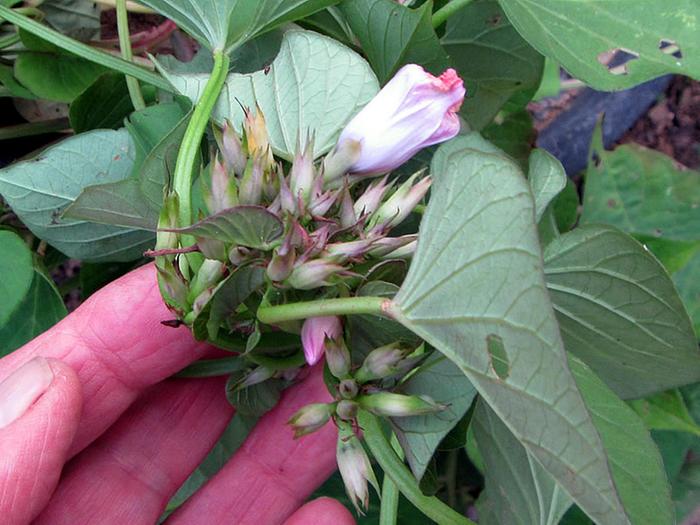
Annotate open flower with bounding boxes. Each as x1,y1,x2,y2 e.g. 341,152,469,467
300,315,343,365
324,64,465,180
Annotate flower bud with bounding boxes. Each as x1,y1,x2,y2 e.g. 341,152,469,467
339,185,358,228
288,402,334,438
336,423,379,514
287,258,344,290
266,233,296,282
300,315,343,365
186,259,225,304
355,343,407,383
232,365,275,390
204,155,238,213
366,235,417,258
336,399,358,420
357,392,446,417
218,120,247,176
238,155,264,206
338,379,359,400
278,168,297,215
289,133,315,204
156,262,188,311
353,176,392,218
324,239,373,262
332,64,465,175
380,239,417,259
307,187,338,218
326,337,351,379
155,192,180,252
242,105,274,169
368,173,431,234
322,137,362,185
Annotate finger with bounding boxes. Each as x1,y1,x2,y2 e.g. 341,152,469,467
283,497,355,525
35,377,233,525
0,264,210,455
0,358,82,525
168,365,338,525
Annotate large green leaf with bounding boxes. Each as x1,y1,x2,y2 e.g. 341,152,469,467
69,73,135,134
0,267,67,356
629,390,700,437
339,0,448,83
14,51,106,102
569,356,674,525
498,0,700,91
0,230,33,325
474,400,572,525
544,225,700,399
388,136,628,523
441,0,544,130
390,354,477,481
0,130,154,261
528,148,567,223
161,29,379,160
138,0,338,51
580,138,700,335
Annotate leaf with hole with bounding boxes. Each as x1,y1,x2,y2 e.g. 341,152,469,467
543,224,700,399
169,205,283,250
498,0,700,90
161,29,379,160
388,135,629,523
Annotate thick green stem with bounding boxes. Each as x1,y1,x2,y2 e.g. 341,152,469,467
360,411,475,525
0,5,171,91
257,296,390,325
173,50,229,228
0,117,70,140
116,0,145,110
379,434,403,525
432,0,475,28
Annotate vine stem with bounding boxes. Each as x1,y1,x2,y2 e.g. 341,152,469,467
0,5,171,91
379,434,403,525
432,0,476,28
360,411,476,525
116,0,146,110
257,296,391,325
173,50,229,228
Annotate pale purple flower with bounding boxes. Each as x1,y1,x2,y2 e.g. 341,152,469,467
301,315,343,365
325,64,465,179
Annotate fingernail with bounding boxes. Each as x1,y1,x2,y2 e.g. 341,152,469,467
0,356,54,429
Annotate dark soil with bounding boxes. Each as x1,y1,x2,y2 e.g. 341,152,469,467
100,9,166,40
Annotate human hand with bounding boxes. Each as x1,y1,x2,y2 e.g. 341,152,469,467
0,265,355,525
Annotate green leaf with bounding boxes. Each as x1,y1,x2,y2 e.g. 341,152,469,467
138,0,339,52
569,356,674,525
391,353,477,481
0,63,35,99
528,148,567,223
171,205,283,250
481,110,535,171
226,377,284,417
498,0,700,91
14,51,106,102
0,230,33,325
629,390,700,437
41,0,100,41
441,0,544,130
544,224,700,399
390,136,629,523
69,73,134,134
553,178,579,233
161,29,379,160
339,0,448,83
0,129,154,261
0,267,67,356
474,400,572,525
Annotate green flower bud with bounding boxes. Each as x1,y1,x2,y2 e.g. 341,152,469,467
357,392,446,417
339,378,359,400
336,421,379,514
336,399,358,420
288,402,334,438
326,338,351,379
355,343,407,383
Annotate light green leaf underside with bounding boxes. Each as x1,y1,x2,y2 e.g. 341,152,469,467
570,356,674,525
528,148,567,223
0,230,34,325
162,29,379,160
544,224,700,399
138,0,338,51
441,0,544,130
391,354,477,480
0,129,153,261
498,0,700,90
474,400,572,525
392,136,628,524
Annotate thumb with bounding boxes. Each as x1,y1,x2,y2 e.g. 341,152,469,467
0,357,82,525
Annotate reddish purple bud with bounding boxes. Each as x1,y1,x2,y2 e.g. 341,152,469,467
218,120,247,176
369,173,431,233
339,185,358,228
290,133,316,204
238,155,264,206
367,234,417,257
325,238,373,262
301,315,343,365
353,176,392,218
332,65,465,175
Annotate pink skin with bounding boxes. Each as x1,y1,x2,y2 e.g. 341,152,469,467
0,265,355,525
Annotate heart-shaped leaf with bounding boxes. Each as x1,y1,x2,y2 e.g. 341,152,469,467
161,29,379,160
170,205,283,250
388,136,628,523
